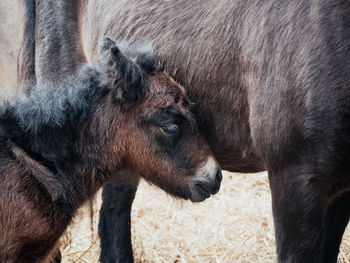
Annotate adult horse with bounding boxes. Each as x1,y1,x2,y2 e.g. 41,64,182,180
80,1,350,263
1,0,350,262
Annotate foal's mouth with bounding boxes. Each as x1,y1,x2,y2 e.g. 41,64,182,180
189,177,222,202
189,157,222,202
194,182,212,199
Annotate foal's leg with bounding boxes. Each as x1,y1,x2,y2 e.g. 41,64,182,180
268,166,335,263
99,171,139,263
322,192,350,263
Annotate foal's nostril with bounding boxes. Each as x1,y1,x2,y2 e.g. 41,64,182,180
216,170,223,183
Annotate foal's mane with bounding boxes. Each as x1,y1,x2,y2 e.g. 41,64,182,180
0,40,161,172
7,41,159,136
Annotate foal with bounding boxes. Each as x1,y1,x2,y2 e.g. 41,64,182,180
0,36,221,262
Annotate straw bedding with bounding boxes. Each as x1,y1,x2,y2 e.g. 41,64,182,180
60,171,350,263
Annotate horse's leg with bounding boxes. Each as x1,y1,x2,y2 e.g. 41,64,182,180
35,0,86,84
17,0,36,94
268,166,337,263
322,192,350,263
99,171,139,263
50,249,61,263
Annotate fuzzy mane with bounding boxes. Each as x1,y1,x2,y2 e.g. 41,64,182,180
0,64,111,164
11,65,109,134
115,41,163,74
0,40,160,164
5,40,159,134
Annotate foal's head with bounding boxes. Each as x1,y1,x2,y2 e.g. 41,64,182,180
94,37,222,201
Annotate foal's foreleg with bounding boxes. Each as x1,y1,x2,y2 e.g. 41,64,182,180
99,171,139,263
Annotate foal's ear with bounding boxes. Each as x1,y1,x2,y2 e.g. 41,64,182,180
100,36,144,107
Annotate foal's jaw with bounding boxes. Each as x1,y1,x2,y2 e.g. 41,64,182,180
189,156,222,202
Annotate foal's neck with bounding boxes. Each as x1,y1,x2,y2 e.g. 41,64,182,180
0,65,119,207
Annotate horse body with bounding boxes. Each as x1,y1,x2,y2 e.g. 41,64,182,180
80,1,350,262
81,0,264,172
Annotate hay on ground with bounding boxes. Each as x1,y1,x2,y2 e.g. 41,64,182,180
60,171,350,263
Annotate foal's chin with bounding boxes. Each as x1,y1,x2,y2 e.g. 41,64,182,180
164,186,211,203
177,170,223,202
188,180,218,202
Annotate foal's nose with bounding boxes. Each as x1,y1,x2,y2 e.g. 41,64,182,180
211,167,222,194
189,157,222,202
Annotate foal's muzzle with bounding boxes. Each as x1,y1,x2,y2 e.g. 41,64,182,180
189,157,222,202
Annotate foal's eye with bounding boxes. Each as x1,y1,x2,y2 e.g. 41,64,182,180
162,124,179,135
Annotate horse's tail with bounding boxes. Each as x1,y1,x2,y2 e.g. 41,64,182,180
17,0,36,95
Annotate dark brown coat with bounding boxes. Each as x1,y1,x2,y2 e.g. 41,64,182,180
79,1,350,263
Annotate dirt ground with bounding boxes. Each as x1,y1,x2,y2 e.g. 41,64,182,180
60,171,350,263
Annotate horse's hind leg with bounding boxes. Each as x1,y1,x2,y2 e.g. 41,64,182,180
322,192,350,263
99,171,139,263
